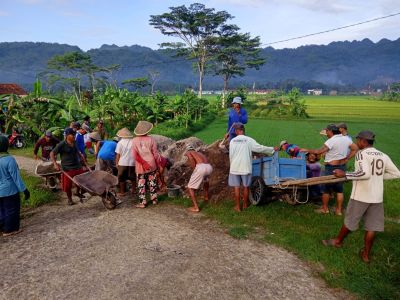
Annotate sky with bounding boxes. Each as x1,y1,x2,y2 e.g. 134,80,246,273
0,0,399,51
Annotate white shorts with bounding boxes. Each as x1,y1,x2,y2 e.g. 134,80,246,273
188,163,213,189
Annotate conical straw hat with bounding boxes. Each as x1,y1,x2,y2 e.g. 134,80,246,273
134,121,153,136
116,127,133,138
89,131,101,141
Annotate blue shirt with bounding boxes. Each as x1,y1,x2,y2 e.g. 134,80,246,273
227,108,248,140
75,133,86,156
98,141,117,161
0,154,26,197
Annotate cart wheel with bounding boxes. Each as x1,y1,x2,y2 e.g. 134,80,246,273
102,192,117,210
47,176,57,189
249,177,266,206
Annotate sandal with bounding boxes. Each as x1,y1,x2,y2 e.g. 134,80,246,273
315,208,329,214
322,239,341,248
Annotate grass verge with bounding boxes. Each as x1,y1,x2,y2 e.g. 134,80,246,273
20,170,58,208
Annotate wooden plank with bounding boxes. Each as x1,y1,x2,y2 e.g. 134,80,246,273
279,175,346,187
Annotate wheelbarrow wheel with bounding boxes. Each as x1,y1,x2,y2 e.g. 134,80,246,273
102,191,117,210
249,177,266,206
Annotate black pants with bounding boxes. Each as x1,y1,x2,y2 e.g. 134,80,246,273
0,193,21,233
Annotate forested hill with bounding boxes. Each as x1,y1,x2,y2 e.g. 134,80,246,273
0,38,399,91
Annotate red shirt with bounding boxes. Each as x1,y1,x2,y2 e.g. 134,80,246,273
34,137,60,159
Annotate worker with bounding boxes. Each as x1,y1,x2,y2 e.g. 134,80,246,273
225,97,248,141
34,130,60,161
115,128,135,197
279,140,301,158
322,130,400,263
229,122,276,212
185,145,213,213
300,124,358,215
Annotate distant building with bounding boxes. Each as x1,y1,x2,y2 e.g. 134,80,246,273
253,89,275,95
0,83,28,97
307,89,323,95
329,90,338,96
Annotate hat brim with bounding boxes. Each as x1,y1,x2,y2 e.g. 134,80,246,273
134,122,154,136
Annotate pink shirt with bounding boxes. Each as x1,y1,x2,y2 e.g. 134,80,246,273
132,136,158,174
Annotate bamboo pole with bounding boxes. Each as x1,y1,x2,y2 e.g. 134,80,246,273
280,175,347,187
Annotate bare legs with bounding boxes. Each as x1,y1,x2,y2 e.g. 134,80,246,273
233,186,249,212
321,192,344,215
187,183,209,213
323,225,376,263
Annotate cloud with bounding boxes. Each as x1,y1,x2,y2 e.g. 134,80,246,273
0,10,10,16
283,0,356,13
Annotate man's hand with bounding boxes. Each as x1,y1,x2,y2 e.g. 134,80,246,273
23,189,30,201
299,148,309,153
54,163,61,172
274,146,279,151
333,169,346,178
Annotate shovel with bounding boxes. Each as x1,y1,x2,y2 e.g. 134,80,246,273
219,124,234,150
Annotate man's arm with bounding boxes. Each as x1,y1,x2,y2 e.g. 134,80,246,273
345,143,358,162
334,155,371,180
184,152,196,169
300,145,329,156
33,138,41,158
383,156,400,180
115,153,120,167
50,149,60,171
250,138,275,155
240,109,248,124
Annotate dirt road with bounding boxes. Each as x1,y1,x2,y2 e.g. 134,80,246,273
0,157,349,299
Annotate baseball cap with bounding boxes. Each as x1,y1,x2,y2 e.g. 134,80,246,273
45,130,52,137
325,124,339,132
337,122,347,129
356,130,375,141
64,128,75,136
232,97,243,104
233,122,245,130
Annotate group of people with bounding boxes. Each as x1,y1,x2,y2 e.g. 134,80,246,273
1,96,400,263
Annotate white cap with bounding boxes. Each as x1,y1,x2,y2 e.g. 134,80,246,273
232,97,243,104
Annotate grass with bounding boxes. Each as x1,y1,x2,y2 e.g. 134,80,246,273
20,170,58,207
191,95,400,299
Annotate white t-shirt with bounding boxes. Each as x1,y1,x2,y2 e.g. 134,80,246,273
346,147,400,203
229,135,275,175
324,134,353,163
115,138,135,166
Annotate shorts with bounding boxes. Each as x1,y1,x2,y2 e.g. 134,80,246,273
320,164,346,194
228,173,252,187
117,165,136,183
61,168,86,193
344,199,384,232
188,163,213,189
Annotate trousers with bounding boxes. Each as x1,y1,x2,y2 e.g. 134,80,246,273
0,193,21,233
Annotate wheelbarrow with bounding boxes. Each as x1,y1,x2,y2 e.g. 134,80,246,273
63,169,119,210
35,161,62,189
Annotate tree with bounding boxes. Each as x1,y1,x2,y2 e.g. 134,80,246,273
213,32,265,107
122,77,150,92
150,3,234,98
147,69,160,94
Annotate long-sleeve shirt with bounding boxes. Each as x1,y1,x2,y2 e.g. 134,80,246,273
34,137,60,159
229,135,275,175
345,147,400,203
0,154,26,197
132,136,159,174
227,108,248,140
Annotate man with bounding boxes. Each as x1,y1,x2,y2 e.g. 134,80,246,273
75,124,90,158
96,137,119,175
229,122,276,212
115,128,135,197
185,145,213,213
301,124,358,215
51,128,87,205
96,120,109,140
34,130,60,161
225,97,248,141
337,122,352,142
322,130,400,263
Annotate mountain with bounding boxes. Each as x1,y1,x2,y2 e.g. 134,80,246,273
0,38,399,91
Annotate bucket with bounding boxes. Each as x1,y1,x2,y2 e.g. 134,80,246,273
167,184,181,198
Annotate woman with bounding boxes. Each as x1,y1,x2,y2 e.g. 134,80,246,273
0,135,30,237
132,121,159,208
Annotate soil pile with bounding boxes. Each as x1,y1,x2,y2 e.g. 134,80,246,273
35,162,60,175
150,134,175,153
163,138,231,202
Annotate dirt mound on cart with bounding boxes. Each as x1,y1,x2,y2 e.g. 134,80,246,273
35,162,60,175
165,138,231,202
150,134,175,153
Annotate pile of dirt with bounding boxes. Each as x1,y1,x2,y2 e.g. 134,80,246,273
35,162,60,175
164,138,231,202
150,134,175,153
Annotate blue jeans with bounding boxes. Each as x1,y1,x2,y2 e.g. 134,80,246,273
0,193,21,233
